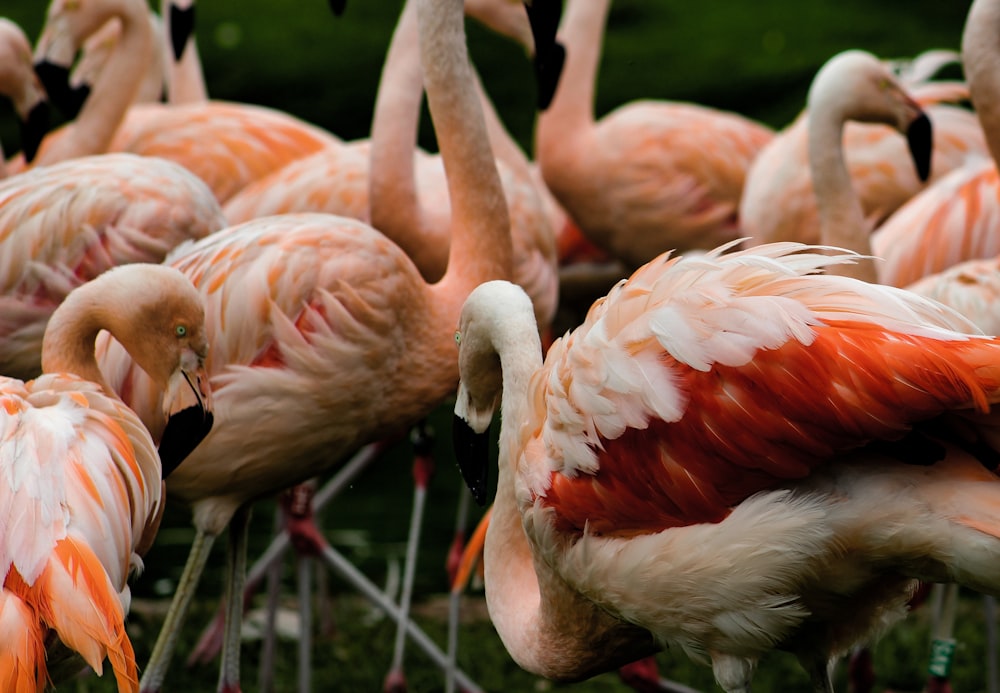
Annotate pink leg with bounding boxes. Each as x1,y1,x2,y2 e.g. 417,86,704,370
384,422,436,693
185,444,384,667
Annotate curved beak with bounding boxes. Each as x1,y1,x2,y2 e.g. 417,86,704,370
906,111,933,183
524,0,565,110
34,15,90,119
158,351,214,478
329,0,347,16
19,99,51,163
167,1,196,62
452,413,491,507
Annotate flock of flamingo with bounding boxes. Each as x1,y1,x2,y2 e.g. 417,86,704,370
2,0,1000,691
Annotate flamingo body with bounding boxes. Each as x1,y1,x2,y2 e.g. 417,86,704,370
0,263,211,693
454,244,1000,692
741,98,986,247
0,153,225,380
105,102,341,203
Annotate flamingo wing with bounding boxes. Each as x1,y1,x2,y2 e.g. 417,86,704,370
530,244,1000,535
0,374,160,690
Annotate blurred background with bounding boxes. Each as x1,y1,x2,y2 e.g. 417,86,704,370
0,1,990,691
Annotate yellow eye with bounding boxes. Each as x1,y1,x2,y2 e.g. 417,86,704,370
176,325,188,337
454,331,462,345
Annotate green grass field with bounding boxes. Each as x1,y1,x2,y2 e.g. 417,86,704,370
2,1,995,691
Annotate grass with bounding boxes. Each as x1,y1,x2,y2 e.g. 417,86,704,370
1,1,995,691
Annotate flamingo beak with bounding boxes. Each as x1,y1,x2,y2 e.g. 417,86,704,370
34,15,90,119
452,413,491,507
329,0,347,16
523,0,565,110
906,111,933,183
158,351,214,478
19,100,51,163
167,1,195,62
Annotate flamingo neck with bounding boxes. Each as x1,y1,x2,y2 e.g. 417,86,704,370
807,99,875,282
417,0,512,296
40,285,116,392
368,0,432,273
38,0,153,164
535,0,608,149
964,0,1000,166
484,315,657,680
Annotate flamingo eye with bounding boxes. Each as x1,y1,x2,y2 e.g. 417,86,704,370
454,331,462,345
176,325,188,337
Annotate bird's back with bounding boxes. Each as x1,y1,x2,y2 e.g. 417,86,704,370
0,373,161,692
528,244,1000,536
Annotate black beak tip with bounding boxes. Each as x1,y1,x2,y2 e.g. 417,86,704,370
19,100,51,163
328,0,347,16
906,112,933,183
452,414,490,507
158,406,214,479
534,41,565,111
168,3,196,62
34,60,90,119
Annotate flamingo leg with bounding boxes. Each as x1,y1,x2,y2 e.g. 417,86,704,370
140,527,219,693
185,443,383,666
217,504,252,693
445,484,471,693
384,421,435,693
927,583,960,693
315,537,484,693
986,595,999,693
297,552,313,693
257,509,285,693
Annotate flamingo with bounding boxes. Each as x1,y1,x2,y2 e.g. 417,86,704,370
740,51,986,250
0,19,49,171
0,152,226,381
452,242,1000,693
0,262,212,692
800,49,932,283
532,0,774,270
95,0,514,689
29,0,342,202
872,0,1000,289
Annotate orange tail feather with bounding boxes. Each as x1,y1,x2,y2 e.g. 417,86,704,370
0,589,46,693
31,538,138,693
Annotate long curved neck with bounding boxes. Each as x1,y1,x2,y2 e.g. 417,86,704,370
485,317,658,679
368,0,433,272
963,0,1000,166
40,286,115,392
808,95,877,283
418,0,512,301
535,0,607,152
37,0,153,164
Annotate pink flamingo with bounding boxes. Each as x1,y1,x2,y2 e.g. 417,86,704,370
29,0,342,202
0,263,212,692
533,0,774,270
740,52,986,250
452,242,1000,693
802,49,932,283
95,0,514,690
871,0,1000,288
0,19,49,171
0,152,226,381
